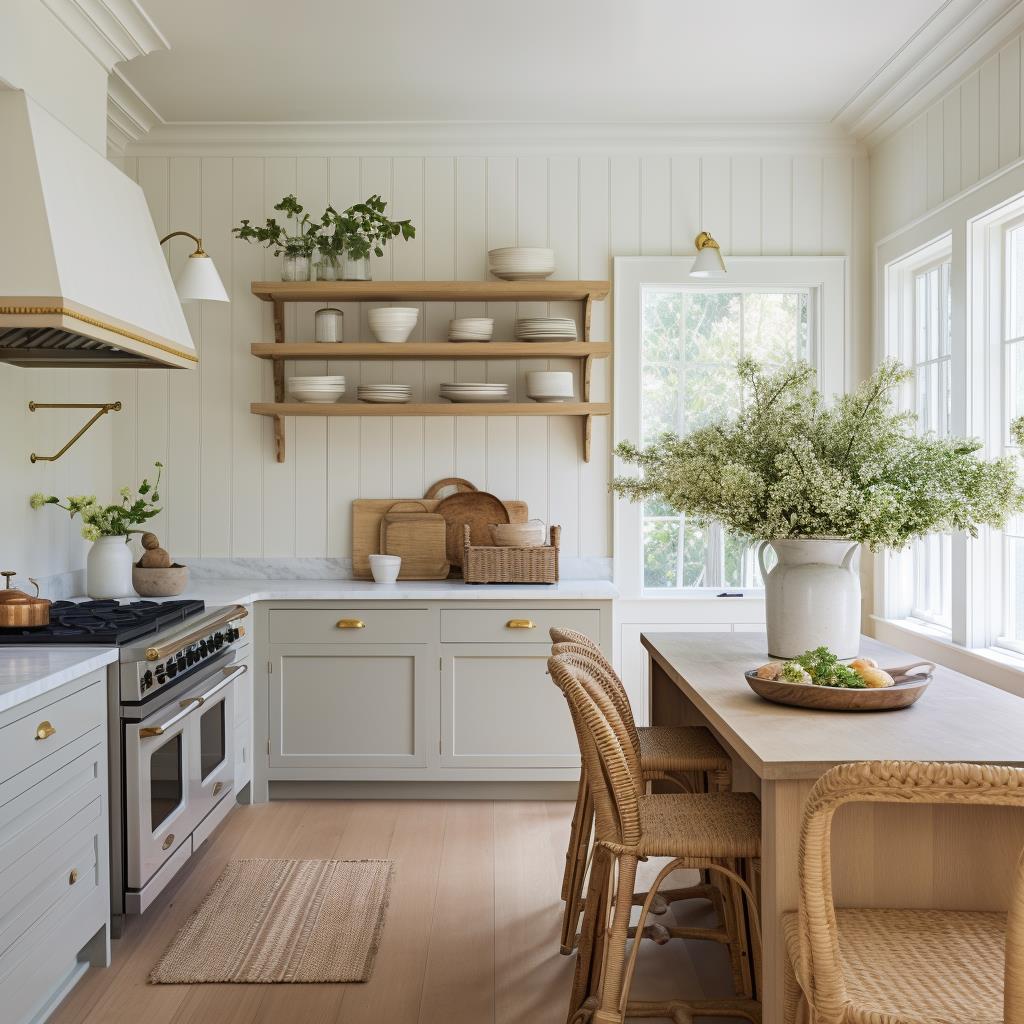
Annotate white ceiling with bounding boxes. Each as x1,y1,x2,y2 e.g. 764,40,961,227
122,0,947,125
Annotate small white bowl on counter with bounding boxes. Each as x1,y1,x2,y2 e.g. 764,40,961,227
369,553,402,583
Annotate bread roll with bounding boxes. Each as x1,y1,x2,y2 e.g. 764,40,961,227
849,657,878,672
755,662,783,680
858,666,895,688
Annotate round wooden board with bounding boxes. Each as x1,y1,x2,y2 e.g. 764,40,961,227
435,491,510,568
743,669,932,711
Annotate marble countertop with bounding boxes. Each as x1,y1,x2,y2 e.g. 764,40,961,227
0,646,118,715
171,577,618,607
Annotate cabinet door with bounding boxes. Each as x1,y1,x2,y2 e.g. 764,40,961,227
269,644,431,769
441,645,579,769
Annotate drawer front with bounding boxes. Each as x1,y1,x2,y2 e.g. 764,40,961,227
0,734,105,879
0,798,105,979
440,608,601,645
0,678,105,787
268,608,432,645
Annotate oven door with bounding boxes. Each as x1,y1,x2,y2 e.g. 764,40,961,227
124,665,242,889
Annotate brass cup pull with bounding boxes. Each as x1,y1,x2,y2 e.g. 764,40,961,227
162,834,175,851
506,619,536,630
68,868,79,885
35,720,56,741
213,781,224,796
336,619,365,629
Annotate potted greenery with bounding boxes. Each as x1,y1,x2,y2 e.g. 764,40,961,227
314,212,345,281
611,359,1024,658
322,195,415,280
31,462,164,599
233,195,318,281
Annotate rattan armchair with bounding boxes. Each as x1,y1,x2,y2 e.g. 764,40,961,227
784,760,1024,1024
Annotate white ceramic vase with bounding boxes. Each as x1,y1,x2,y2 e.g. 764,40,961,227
756,538,861,659
86,536,135,599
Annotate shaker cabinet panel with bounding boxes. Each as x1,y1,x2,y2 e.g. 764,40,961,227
269,644,431,769
441,645,579,768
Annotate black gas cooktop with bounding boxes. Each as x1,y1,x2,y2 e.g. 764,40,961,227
0,599,206,646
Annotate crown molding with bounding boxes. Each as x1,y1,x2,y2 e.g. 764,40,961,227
837,0,1024,147
121,118,864,157
41,0,168,73
106,68,161,156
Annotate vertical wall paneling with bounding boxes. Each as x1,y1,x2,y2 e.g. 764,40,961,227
979,53,1000,180
120,144,861,562
999,39,1021,168
942,91,962,200
925,105,944,208
960,71,981,190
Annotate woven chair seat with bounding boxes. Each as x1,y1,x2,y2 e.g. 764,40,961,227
633,792,761,860
783,906,1006,1023
638,724,731,774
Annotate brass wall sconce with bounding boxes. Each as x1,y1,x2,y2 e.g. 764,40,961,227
29,401,122,463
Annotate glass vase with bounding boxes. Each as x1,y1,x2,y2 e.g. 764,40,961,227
316,256,341,281
342,256,371,281
281,255,311,282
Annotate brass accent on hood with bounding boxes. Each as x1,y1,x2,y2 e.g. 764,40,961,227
0,305,199,363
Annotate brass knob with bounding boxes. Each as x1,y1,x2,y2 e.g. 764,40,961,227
35,720,56,741
505,619,536,629
336,619,365,629
68,868,79,885
162,834,175,851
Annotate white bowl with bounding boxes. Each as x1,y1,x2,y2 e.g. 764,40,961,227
291,391,344,404
369,553,401,584
526,370,573,395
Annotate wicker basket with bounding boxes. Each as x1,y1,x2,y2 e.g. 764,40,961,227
462,524,560,584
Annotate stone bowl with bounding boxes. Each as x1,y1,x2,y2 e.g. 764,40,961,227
132,563,189,597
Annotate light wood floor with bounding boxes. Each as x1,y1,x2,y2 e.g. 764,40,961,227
51,800,740,1024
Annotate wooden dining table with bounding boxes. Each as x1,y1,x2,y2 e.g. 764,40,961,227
642,631,1024,1023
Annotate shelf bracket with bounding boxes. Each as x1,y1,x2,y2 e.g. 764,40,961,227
583,414,592,463
29,401,121,463
272,299,286,403
273,414,285,463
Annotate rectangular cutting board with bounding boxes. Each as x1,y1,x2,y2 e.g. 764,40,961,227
353,498,528,579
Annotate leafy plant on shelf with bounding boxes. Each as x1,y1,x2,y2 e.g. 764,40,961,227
611,358,1024,550
321,195,415,262
232,194,318,258
30,463,163,542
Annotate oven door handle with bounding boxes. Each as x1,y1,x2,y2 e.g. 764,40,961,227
138,664,246,738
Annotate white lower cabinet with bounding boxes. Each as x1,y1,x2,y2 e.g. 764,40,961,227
0,672,110,1024
255,599,611,789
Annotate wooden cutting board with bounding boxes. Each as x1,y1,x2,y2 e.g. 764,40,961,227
379,503,449,580
435,491,509,568
352,498,527,579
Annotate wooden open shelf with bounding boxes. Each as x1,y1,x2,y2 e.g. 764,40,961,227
251,278,612,464
251,280,610,303
251,341,611,360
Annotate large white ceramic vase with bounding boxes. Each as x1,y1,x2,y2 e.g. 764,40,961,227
86,535,135,599
756,538,860,659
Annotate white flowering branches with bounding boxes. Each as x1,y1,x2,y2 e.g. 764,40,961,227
612,360,1024,550
31,462,163,542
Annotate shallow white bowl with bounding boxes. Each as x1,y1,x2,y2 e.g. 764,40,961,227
291,391,344,404
369,553,401,584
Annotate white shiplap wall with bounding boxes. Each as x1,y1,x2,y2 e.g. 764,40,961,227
115,148,867,561
871,29,1024,241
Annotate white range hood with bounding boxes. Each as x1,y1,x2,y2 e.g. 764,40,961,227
0,90,197,369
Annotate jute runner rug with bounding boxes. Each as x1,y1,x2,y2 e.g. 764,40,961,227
150,858,394,984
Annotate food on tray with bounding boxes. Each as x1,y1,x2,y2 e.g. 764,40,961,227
855,665,895,688
755,661,783,680
779,661,813,685
849,656,878,672
752,647,901,689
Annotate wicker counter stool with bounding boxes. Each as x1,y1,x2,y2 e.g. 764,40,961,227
549,653,762,1024
549,627,733,959
783,760,1024,1024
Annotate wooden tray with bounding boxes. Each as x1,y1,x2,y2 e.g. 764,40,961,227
743,662,935,712
352,496,527,579
379,503,449,580
435,491,510,568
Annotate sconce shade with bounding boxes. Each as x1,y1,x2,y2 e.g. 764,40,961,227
175,252,229,303
690,231,727,278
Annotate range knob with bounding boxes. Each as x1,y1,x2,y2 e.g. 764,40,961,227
213,632,224,649
199,639,209,655
142,669,154,691
155,670,166,686
166,662,177,679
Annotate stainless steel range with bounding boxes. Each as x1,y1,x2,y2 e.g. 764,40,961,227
0,599,250,935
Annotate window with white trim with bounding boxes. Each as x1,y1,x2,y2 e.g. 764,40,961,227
640,286,811,591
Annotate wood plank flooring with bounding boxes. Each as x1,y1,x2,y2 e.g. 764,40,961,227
50,800,740,1024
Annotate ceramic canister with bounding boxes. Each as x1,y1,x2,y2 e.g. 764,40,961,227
315,307,344,343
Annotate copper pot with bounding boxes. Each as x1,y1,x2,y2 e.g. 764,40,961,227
0,571,51,628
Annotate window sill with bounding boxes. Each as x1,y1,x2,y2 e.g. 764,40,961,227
870,615,1024,698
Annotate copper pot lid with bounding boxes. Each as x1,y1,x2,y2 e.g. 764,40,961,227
0,571,50,607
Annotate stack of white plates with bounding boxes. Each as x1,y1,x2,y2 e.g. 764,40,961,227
448,317,494,342
488,247,556,281
439,382,510,404
368,306,419,343
288,375,346,404
526,370,574,403
515,317,577,341
357,384,412,404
